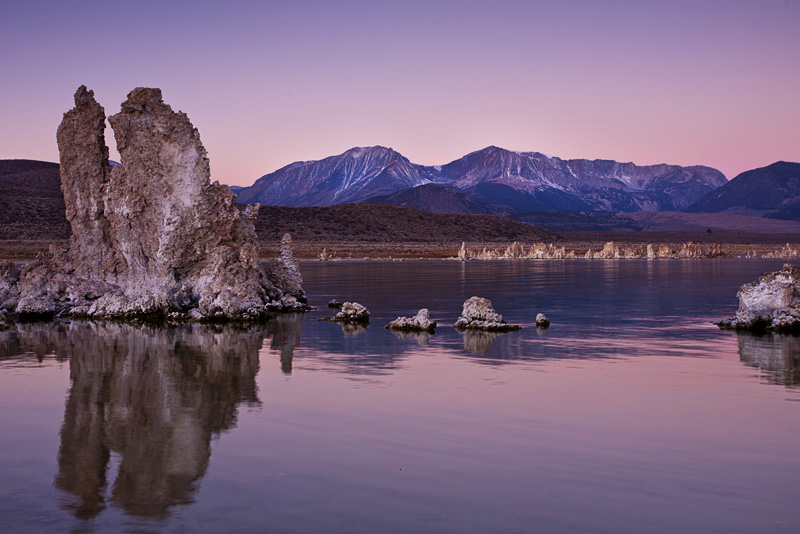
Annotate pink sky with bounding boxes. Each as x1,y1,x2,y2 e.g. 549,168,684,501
1,1,798,186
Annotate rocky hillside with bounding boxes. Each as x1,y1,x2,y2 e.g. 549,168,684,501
235,145,727,212
685,161,800,220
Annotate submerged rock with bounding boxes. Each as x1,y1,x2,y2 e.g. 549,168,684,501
8,86,306,321
535,313,550,328
385,308,436,333
453,297,521,332
716,264,800,332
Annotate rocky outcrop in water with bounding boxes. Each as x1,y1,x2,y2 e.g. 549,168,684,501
385,308,436,332
329,302,370,323
716,264,800,332
2,87,305,321
535,313,550,328
261,233,305,307
454,296,521,332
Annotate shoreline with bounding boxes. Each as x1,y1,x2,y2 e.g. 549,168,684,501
3,237,799,262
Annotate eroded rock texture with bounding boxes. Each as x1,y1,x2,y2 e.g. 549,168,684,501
717,264,800,332
330,302,371,323
5,86,305,320
386,308,436,333
453,296,521,332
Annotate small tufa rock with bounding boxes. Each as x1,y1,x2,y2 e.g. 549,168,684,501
716,263,800,332
385,308,436,333
453,296,521,332
332,302,370,323
328,299,342,308
535,313,550,328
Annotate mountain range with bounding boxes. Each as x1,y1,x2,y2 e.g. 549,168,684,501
235,146,728,213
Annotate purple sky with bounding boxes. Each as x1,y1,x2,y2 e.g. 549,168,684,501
1,0,798,186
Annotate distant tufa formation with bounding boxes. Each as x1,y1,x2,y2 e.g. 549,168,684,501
0,86,305,321
762,244,800,259
457,241,726,260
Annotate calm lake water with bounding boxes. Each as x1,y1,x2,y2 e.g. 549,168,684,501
1,259,798,533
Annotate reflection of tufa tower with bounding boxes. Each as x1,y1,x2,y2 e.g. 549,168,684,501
737,332,800,387
51,322,264,519
265,313,304,374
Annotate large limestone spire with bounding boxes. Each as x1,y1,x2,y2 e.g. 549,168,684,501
6,86,306,319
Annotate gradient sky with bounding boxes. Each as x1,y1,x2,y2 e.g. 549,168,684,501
1,0,798,186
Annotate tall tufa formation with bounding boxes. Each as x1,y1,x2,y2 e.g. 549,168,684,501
57,86,118,276
4,86,305,320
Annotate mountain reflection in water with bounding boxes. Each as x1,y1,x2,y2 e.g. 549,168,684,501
737,332,800,387
1,321,265,519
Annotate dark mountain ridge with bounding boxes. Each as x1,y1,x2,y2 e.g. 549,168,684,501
686,161,800,220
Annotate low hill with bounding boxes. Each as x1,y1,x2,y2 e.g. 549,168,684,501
365,183,513,216
625,211,800,232
685,161,800,220
516,211,644,232
252,203,560,243
0,159,69,240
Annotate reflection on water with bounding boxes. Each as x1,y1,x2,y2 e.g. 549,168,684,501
461,330,506,355
5,321,266,519
737,332,800,387
266,313,303,374
341,322,367,337
0,260,798,533
390,329,431,346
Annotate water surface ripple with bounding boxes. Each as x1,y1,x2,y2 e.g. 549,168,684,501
0,259,798,533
